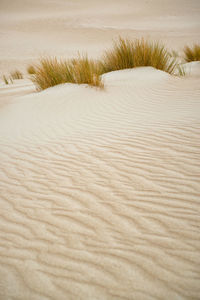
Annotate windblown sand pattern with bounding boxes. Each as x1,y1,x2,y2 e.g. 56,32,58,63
1,0,200,299
0,68,200,299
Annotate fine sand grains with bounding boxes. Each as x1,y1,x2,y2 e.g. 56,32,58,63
0,68,200,299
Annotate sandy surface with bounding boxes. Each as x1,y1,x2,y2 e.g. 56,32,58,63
0,0,200,74
0,1,200,300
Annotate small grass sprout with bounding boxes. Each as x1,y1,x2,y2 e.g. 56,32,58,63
183,44,200,62
10,70,23,80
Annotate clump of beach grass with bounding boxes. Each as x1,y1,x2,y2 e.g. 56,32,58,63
183,44,200,62
101,37,179,75
31,56,103,90
30,37,188,91
101,38,135,73
31,57,74,90
71,56,103,88
10,70,23,80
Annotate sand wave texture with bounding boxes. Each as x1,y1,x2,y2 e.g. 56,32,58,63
0,67,200,299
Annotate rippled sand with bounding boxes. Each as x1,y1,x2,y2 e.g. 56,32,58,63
0,1,200,299
0,67,200,299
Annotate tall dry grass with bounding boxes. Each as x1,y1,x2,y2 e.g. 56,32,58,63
101,37,179,75
30,37,188,91
183,44,200,62
31,56,103,90
71,56,103,87
31,58,74,90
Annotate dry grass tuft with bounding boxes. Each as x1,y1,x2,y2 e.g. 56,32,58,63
10,70,23,80
183,44,200,62
31,56,103,90
72,56,103,88
101,38,135,73
29,37,188,91
101,37,179,75
31,57,74,90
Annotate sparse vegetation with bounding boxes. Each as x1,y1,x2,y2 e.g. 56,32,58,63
169,50,179,58
101,37,179,75
176,65,186,76
10,70,23,80
31,56,103,90
183,44,200,62
15,37,190,91
27,65,36,74
101,38,135,73
2,75,9,85
71,56,103,87
2,70,23,85
2,75,14,85
31,57,74,90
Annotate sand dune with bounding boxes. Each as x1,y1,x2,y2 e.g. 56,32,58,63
0,67,200,299
1,0,200,299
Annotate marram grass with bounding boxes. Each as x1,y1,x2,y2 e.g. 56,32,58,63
10,70,23,80
101,37,179,75
31,58,74,90
183,44,200,62
28,37,189,91
71,56,103,87
31,56,103,90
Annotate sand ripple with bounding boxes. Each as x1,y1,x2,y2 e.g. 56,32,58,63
0,68,200,299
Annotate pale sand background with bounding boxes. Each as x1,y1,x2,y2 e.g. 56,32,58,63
0,0,200,74
0,1,200,300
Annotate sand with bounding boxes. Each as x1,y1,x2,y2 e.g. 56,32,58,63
0,1,200,299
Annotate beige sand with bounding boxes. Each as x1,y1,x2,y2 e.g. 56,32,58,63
0,1,200,299
0,0,200,74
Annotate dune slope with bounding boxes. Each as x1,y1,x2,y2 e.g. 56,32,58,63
0,68,200,299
